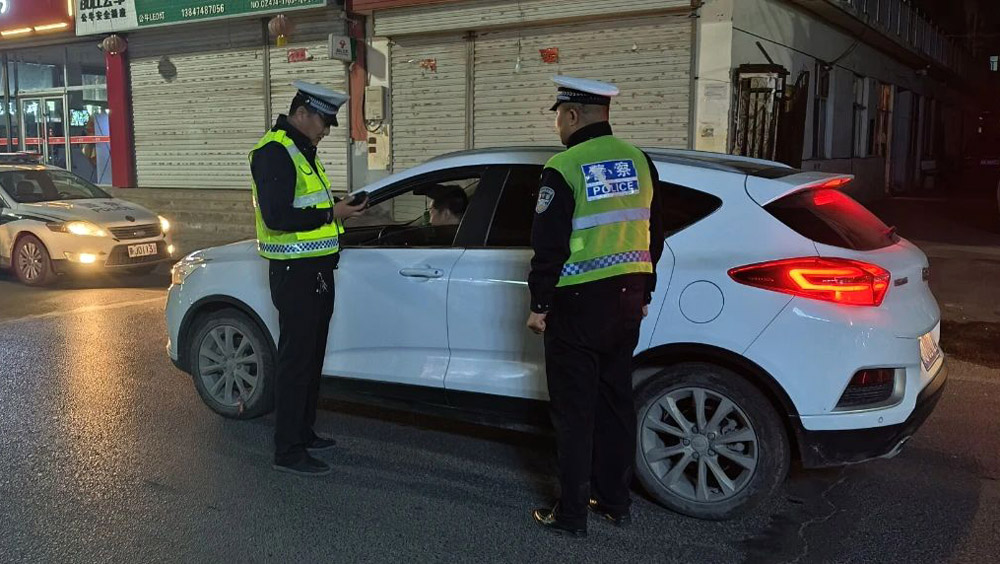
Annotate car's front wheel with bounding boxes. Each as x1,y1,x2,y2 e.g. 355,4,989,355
634,363,790,520
188,308,275,419
13,234,55,286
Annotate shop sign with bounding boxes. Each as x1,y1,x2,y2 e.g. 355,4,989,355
76,0,328,36
329,34,353,63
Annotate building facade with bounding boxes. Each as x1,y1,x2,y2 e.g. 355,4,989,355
69,0,979,252
1,0,122,187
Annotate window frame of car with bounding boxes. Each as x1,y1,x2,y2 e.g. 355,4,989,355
342,165,507,250
481,163,725,249
0,168,111,204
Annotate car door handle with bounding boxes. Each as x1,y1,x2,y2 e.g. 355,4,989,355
399,267,444,279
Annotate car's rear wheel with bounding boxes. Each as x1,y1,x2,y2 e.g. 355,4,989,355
13,235,55,286
634,363,789,520
188,308,274,419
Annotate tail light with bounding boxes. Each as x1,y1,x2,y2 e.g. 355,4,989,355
729,257,891,306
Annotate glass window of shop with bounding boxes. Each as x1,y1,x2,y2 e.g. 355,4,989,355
1,44,112,185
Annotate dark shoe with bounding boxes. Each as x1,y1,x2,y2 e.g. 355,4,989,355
305,435,338,453
532,506,587,537
588,498,632,527
272,455,331,477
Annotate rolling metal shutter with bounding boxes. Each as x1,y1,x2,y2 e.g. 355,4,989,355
473,14,692,149
130,21,265,190
389,33,468,171
373,0,691,36
268,10,350,193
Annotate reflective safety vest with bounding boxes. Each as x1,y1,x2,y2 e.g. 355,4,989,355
250,129,344,260
545,135,654,287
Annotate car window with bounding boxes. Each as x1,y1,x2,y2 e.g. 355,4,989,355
0,169,110,203
765,188,896,251
485,165,723,247
660,184,723,237
487,165,541,247
343,173,483,248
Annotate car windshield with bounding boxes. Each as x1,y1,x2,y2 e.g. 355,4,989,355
0,169,111,203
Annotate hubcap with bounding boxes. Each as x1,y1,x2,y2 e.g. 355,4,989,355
198,325,259,408
641,387,759,503
17,242,43,281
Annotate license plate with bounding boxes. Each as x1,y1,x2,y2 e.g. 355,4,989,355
127,243,158,258
919,332,942,372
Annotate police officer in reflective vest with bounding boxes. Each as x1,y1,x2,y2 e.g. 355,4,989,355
251,81,367,476
527,76,664,536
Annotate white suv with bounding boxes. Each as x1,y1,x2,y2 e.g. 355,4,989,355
166,148,947,520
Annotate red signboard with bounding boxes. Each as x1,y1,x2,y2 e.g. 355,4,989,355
0,0,75,37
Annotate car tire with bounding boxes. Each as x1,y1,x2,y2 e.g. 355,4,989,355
188,308,275,420
634,362,790,520
13,234,56,286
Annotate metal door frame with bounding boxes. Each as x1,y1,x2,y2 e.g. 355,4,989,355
19,94,70,170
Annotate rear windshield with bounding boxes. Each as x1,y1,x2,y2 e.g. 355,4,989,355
765,189,896,251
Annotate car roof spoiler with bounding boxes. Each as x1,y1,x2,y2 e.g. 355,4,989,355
746,171,854,206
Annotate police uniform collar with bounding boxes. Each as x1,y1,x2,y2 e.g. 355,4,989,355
274,114,317,154
566,122,614,148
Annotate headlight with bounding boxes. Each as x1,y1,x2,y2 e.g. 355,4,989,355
170,255,209,286
47,220,108,237
159,215,171,234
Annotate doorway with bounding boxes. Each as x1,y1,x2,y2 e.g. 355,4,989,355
20,96,68,169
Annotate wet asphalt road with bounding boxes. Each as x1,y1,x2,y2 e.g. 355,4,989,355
0,270,999,563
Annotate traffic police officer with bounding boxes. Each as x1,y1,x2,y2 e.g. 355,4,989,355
527,76,664,536
251,81,367,476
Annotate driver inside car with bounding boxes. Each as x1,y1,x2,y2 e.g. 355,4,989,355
415,184,468,227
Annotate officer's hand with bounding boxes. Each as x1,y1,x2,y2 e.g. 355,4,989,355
333,197,368,220
527,312,547,334
642,305,649,318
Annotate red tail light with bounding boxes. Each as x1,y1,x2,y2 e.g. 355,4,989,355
729,257,891,306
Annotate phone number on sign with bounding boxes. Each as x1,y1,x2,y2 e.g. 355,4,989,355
250,0,318,8
181,4,225,17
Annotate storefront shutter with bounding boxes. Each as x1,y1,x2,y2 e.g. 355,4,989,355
268,10,350,193
130,20,265,190
472,14,692,150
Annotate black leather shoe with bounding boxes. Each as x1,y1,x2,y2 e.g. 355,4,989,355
588,499,632,527
305,435,338,453
272,455,331,477
532,507,587,537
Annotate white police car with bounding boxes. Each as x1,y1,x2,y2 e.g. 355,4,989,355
0,154,173,286
166,147,946,520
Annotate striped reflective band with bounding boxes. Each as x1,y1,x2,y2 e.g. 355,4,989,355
285,144,303,160
258,237,339,256
292,191,331,208
561,250,651,277
571,207,650,230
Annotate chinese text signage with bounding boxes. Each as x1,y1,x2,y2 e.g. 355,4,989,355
76,0,327,35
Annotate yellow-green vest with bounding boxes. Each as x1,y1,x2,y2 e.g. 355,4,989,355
546,135,655,286
249,129,344,260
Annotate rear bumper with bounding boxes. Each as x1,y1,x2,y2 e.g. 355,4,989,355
796,357,948,468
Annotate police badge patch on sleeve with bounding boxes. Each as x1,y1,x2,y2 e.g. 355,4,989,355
536,186,555,213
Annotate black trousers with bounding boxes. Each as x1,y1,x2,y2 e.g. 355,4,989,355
543,274,645,528
268,257,337,464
